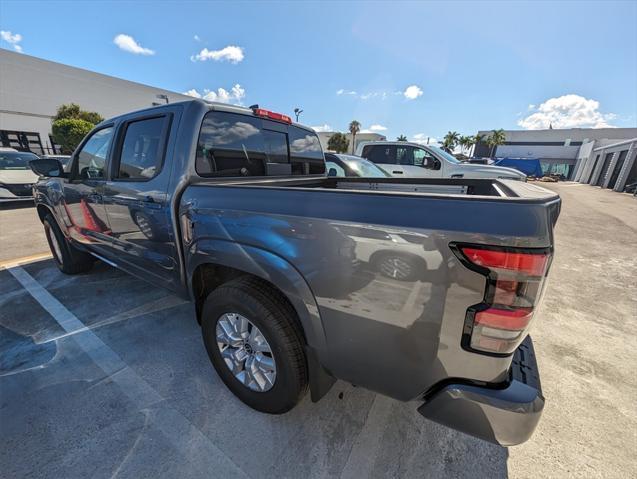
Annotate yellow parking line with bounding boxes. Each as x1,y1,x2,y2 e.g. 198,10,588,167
0,252,53,270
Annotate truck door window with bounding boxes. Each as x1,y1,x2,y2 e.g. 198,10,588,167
196,111,266,177
366,145,397,164
76,127,114,179
396,146,415,165
414,148,439,169
116,117,167,180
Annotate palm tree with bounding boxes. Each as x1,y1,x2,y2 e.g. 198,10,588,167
459,135,472,155
486,129,506,159
396,134,407,141
442,131,460,153
348,120,361,154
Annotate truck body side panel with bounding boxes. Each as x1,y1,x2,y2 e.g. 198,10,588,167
181,184,558,400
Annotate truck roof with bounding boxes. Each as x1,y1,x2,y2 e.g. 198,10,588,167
96,99,315,134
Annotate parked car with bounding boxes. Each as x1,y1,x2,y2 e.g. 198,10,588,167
0,150,40,202
356,141,526,180
324,153,390,178
30,99,560,445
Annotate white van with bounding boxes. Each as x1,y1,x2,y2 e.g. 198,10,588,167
356,141,526,180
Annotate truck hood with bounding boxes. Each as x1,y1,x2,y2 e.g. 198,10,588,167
459,163,526,179
0,169,39,185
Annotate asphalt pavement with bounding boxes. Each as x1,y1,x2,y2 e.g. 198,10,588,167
0,183,635,478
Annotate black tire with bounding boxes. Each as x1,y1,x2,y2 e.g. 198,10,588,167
201,277,308,414
43,213,94,274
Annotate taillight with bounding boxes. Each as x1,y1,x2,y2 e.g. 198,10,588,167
253,108,292,124
453,244,552,355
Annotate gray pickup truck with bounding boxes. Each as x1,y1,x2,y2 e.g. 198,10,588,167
29,99,560,446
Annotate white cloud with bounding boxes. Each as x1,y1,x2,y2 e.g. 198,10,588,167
183,89,202,99
183,84,246,105
411,133,438,145
403,85,423,100
1,30,23,52
369,124,387,132
518,94,617,130
191,45,244,63
336,89,357,96
113,34,155,55
311,124,332,132
528,104,535,110
194,34,201,41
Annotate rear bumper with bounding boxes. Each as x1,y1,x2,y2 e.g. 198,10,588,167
417,336,543,446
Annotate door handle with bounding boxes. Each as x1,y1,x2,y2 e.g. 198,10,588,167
451,174,464,179
141,196,162,209
392,170,403,174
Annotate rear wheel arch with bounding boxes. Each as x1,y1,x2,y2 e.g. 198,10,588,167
189,255,335,402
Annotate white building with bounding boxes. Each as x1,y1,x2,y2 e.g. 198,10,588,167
572,137,637,191
474,127,637,181
0,49,193,154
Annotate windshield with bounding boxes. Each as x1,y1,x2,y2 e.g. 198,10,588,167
430,146,461,164
340,155,390,177
0,152,39,170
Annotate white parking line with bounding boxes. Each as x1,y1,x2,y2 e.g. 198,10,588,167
7,265,249,478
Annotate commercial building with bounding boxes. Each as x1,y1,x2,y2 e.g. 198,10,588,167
572,137,637,192
474,127,637,180
0,49,193,154
317,131,386,154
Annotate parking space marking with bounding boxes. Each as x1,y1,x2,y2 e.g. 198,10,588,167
7,265,249,479
0,252,52,270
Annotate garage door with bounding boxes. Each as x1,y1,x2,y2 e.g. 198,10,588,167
595,152,614,186
607,150,628,189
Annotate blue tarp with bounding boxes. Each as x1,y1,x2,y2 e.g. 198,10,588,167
494,157,543,177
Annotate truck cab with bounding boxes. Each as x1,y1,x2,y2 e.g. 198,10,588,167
356,141,526,180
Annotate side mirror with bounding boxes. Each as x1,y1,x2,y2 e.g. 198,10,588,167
328,167,338,177
29,158,64,177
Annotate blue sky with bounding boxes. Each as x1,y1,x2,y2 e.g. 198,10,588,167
1,0,636,143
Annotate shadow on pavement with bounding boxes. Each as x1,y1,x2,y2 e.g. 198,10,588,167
0,258,509,478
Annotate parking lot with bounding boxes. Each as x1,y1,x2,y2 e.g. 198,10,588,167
1,182,635,479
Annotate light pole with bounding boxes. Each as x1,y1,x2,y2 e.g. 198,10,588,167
294,108,303,122
156,94,169,104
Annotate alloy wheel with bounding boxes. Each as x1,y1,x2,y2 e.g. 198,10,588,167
216,312,276,392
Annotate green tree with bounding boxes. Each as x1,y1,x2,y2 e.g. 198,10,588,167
51,103,104,153
53,103,103,124
396,134,408,141
442,131,460,153
348,120,361,154
486,129,506,158
327,132,350,153
51,118,94,154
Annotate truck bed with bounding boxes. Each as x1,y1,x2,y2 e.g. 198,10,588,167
191,176,560,202
180,175,560,403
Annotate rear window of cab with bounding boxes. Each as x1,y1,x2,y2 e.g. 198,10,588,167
196,111,325,177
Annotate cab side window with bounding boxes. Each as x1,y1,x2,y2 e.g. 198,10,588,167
364,145,396,164
76,127,114,179
117,117,167,180
196,111,266,177
415,148,440,169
